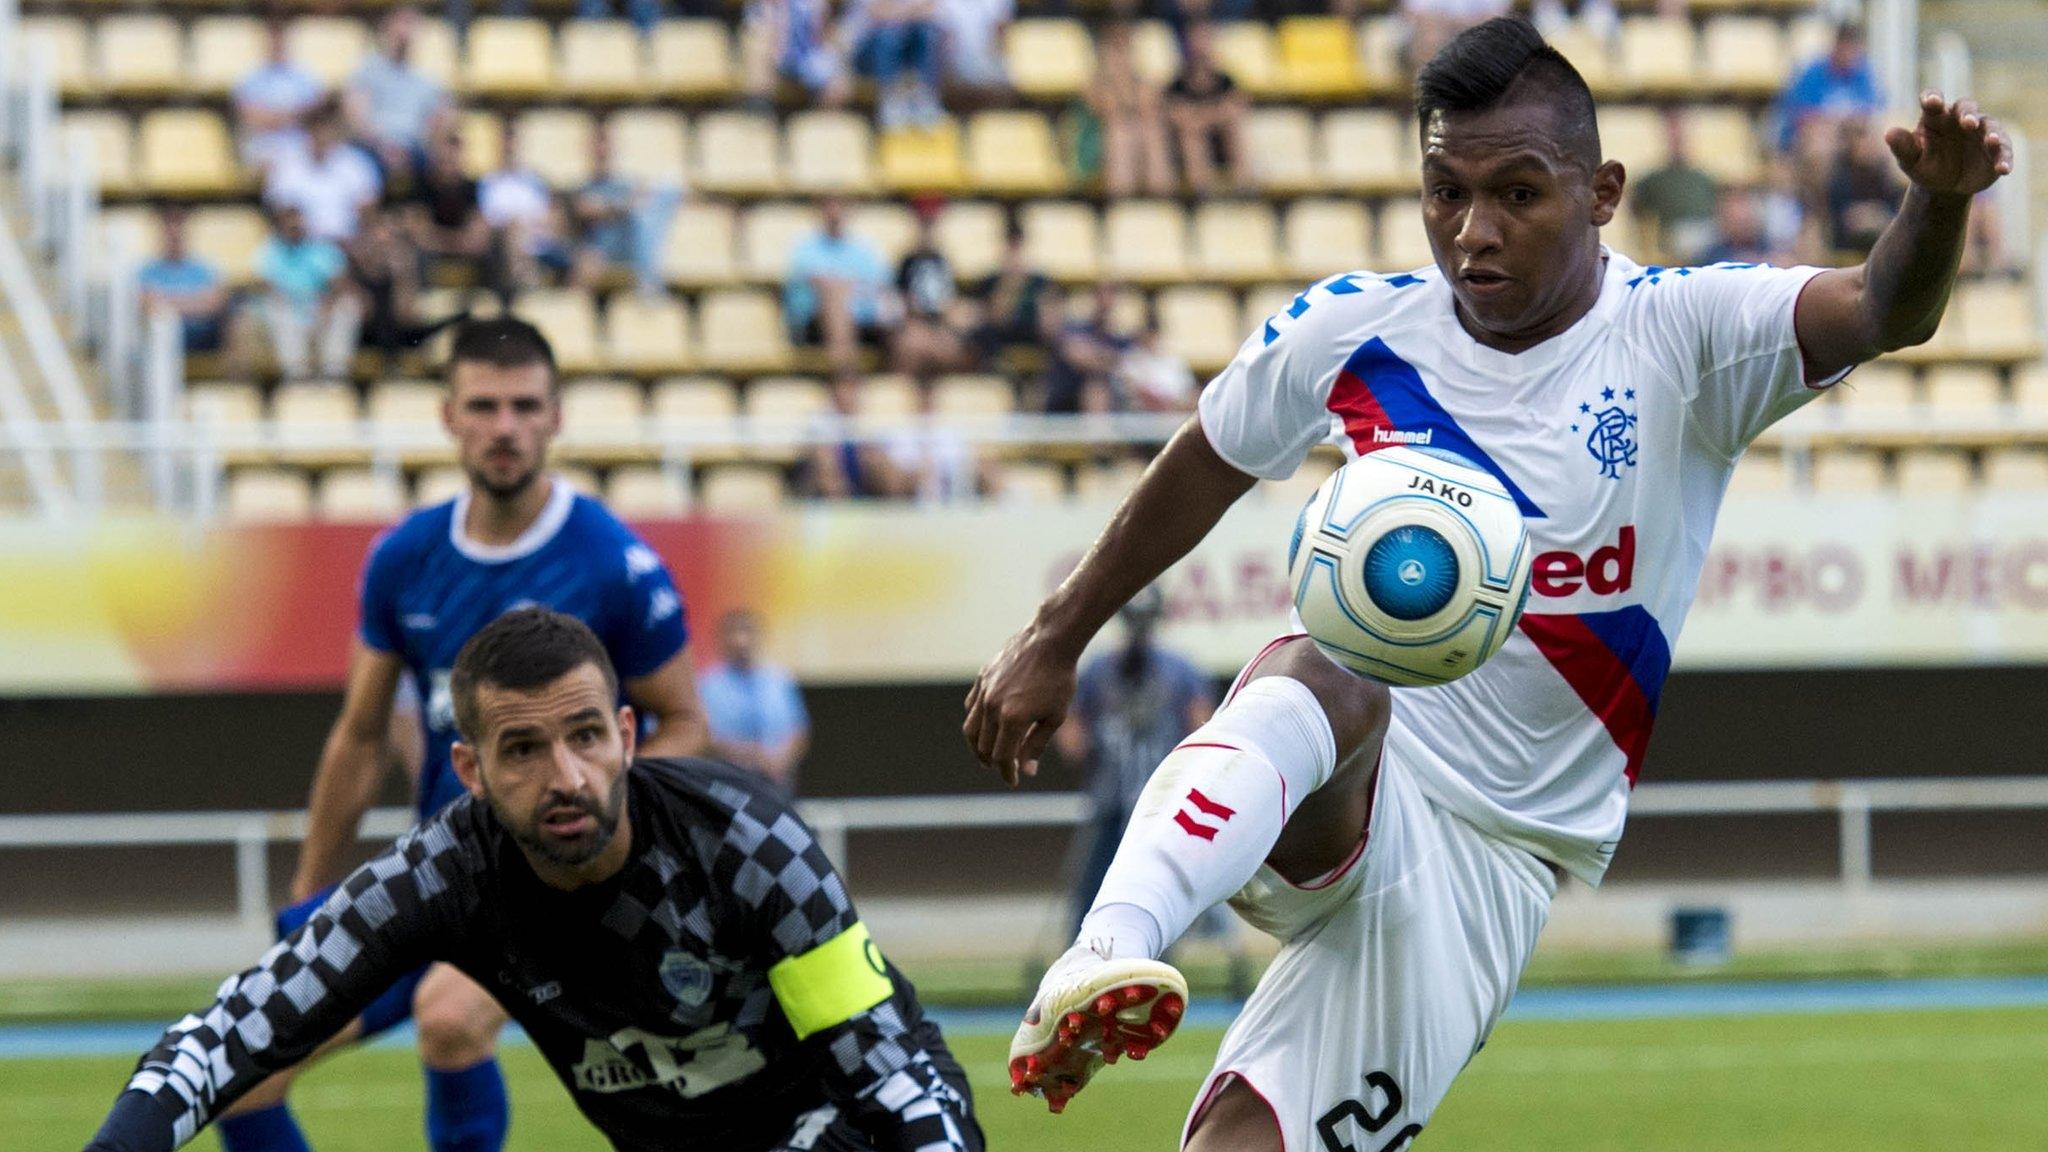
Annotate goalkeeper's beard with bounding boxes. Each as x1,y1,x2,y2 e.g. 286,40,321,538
489,761,630,867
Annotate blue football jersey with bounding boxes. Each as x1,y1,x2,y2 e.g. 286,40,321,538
358,480,690,816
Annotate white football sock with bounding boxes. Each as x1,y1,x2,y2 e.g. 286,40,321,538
1076,677,1338,962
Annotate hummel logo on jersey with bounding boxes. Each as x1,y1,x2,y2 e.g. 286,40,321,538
1371,426,1433,446
1173,789,1236,841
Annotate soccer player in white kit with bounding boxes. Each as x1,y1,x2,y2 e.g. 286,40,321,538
962,18,2013,1150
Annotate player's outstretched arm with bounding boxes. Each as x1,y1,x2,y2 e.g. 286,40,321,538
1794,91,2013,381
289,641,405,900
964,418,1258,784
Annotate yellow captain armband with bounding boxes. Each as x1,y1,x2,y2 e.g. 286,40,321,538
767,921,894,1040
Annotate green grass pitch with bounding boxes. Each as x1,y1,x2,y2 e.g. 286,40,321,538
11,1007,2048,1150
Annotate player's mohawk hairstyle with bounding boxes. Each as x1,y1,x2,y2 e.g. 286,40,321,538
451,608,620,741
1413,16,1601,168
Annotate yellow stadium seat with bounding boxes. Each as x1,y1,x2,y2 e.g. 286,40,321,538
1191,201,1279,282
1104,200,1189,284
186,206,271,285
187,381,264,427
742,375,830,423
652,375,741,429
1723,449,1791,495
739,202,823,282
2014,363,2048,416
858,374,921,423
1683,107,1763,186
698,291,793,374
1619,17,1698,96
1071,284,1150,334
67,112,135,196
1158,286,1242,374
514,108,596,190
605,295,694,374
556,465,603,495
410,20,463,89
1810,448,1886,494
1957,280,2041,360
190,18,266,97
558,377,646,445
1838,361,1917,415
1702,17,1789,96
288,17,371,88
1894,449,1974,493
317,468,408,522
607,465,691,516
1249,107,1317,195
785,111,876,194
272,382,362,454
1020,200,1100,281
459,110,504,177
226,469,315,522
559,20,646,98
1600,105,1669,179
1283,199,1373,280
1076,458,1150,503
22,17,93,99
1210,21,1279,97
517,291,603,374
1240,283,1297,337
994,461,1068,503
94,15,184,98
1922,365,2003,415
698,464,788,513
662,202,739,287
1377,205,1435,272
932,374,1014,420
1545,23,1615,97
414,466,467,506
1276,17,1364,98
878,121,966,193
650,20,736,98
1131,21,1181,85
846,202,919,265
1983,447,2048,490
100,206,162,264
1356,17,1404,92
1004,20,1094,98
1787,14,1834,64
468,19,557,97
607,109,689,185
1320,110,1415,194
138,110,242,196
965,111,1066,196
693,112,782,196
367,380,444,443
934,201,1006,281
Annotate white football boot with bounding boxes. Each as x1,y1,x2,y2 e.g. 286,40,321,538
1007,939,1189,1114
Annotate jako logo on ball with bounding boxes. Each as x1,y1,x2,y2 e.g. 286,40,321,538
1287,447,1534,687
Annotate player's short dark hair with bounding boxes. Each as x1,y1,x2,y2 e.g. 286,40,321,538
451,608,619,742
446,316,559,388
1414,16,1601,170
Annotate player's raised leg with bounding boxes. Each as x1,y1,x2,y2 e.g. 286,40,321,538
1009,638,1387,1110
413,963,512,1152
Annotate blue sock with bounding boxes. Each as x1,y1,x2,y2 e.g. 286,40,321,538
425,1059,509,1152
216,1104,314,1152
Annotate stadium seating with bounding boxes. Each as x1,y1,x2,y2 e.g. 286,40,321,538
190,18,265,97
558,377,646,446
225,467,315,522
1004,20,1094,98
696,290,792,374
1725,448,1793,494
316,467,409,521
663,202,740,287
519,291,605,374
605,295,695,375
965,112,1065,196
1810,448,1886,493
606,464,692,515
1984,446,2048,489
1894,448,1974,493
877,121,966,192
1104,200,1190,284
287,17,370,87
740,202,822,281
1275,17,1366,98
1192,202,1281,283
22,17,92,99
1157,286,1241,374
516,108,597,189
694,113,782,196
1020,200,1100,281
95,15,183,98
559,20,646,99
607,109,689,185
993,460,1068,503
786,111,876,194
932,374,1014,420
699,463,788,512
650,21,737,99
366,380,444,445
137,109,241,196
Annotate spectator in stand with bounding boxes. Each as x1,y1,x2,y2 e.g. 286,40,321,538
579,0,664,35
447,0,533,39
845,0,946,128
968,223,1054,364
891,203,969,378
939,0,1013,101
256,205,361,380
265,97,383,247
1824,117,1905,259
1400,0,1509,77
346,207,432,366
1043,281,1130,414
1164,21,1253,194
348,8,453,181
784,197,891,371
1117,318,1196,412
1696,187,1777,267
1775,22,1884,154
697,608,812,796
878,383,992,504
740,0,850,111
1087,23,1174,198
805,368,891,498
233,19,325,173
479,122,574,297
1759,154,1819,265
406,123,494,290
139,207,236,359
1631,111,1720,264
569,129,684,295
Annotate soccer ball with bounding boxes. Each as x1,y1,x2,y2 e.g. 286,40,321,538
1287,447,1534,687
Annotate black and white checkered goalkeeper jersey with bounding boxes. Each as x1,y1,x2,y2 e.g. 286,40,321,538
86,759,982,1152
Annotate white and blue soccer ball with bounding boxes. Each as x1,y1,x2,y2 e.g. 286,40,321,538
1287,446,1534,687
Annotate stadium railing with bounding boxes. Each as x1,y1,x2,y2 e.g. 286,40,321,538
3,777,2046,939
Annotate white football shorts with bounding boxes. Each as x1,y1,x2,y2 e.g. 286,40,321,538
1187,745,1557,1151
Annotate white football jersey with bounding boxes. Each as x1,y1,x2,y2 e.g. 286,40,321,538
1199,250,1845,884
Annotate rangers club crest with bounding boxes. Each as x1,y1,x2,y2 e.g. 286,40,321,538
1571,386,1638,479
659,949,713,1008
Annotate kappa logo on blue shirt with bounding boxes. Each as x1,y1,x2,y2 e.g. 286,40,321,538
1571,385,1639,479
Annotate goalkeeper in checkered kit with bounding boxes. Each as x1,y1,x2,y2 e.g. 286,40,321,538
85,609,983,1152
